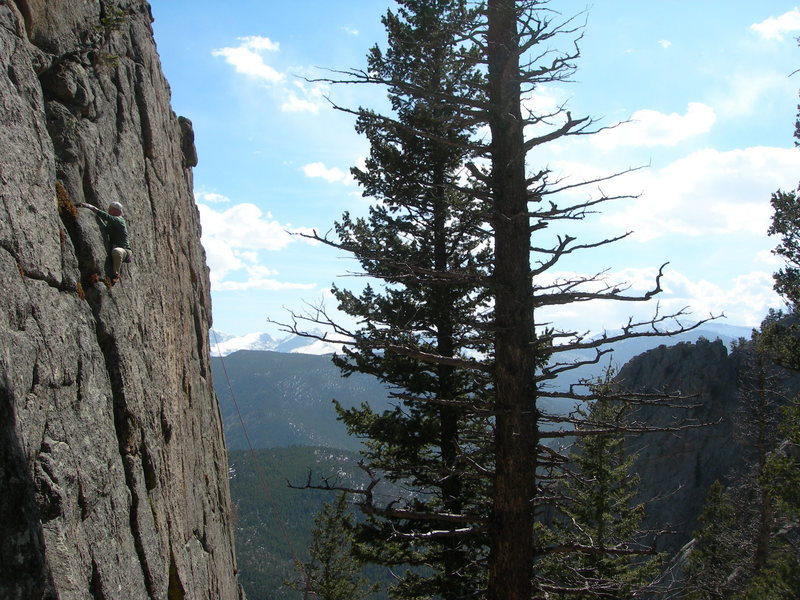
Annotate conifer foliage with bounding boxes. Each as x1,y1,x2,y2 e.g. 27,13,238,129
328,2,492,598
289,494,380,600
286,2,699,598
769,189,800,310
295,2,492,598
537,371,657,599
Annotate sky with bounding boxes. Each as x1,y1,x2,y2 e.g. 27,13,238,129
148,1,800,339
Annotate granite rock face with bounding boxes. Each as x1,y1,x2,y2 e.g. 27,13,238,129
0,1,243,598
617,338,800,554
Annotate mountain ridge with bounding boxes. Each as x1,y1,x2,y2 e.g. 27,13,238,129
211,321,753,455
211,321,752,359
210,328,344,356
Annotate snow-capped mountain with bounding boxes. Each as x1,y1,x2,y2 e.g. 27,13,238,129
211,321,752,359
209,329,344,357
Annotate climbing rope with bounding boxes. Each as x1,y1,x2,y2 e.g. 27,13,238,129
210,329,314,598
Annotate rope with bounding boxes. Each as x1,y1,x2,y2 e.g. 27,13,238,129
210,329,313,598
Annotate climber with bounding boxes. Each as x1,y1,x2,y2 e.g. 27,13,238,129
76,201,132,285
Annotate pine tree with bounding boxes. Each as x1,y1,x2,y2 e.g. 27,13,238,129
762,401,800,518
285,2,702,599
289,494,379,600
478,3,691,597
536,370,658,598
768,190,800,311
742,400,800,600
683,481,741,600
294,2,492,598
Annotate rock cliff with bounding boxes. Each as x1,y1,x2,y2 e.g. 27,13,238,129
0,1,243,598
617,337,800,554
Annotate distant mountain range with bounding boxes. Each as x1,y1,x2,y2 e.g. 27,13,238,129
211,321,753,452
209,328,344,356
211,321,751,359
212,350,393,451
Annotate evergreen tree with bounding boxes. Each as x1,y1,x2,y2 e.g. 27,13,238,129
762,401,800,518
471,3,692,597
683,481,741,600
286,2,701,599
289,494,379,600
295,2,492,598
742,399,800,599
768,189,800,310
537,370,658,598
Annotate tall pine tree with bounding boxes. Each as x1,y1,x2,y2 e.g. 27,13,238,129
287,2,702,598
295,2,493,598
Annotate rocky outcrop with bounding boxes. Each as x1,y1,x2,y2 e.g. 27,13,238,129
617,338,800,554
0,1,242,598
618,339,738,553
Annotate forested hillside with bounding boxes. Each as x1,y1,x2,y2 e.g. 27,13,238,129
228,446,396,600
213,351,393,450
225,332,800,599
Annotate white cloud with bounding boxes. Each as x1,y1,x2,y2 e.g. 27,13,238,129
195,191,231,204
342,26,359,36
715,71,795,118
211,36,284,83
213,263,315,291
537,266,781,334
282,94,321,113
288,226,322,245
281,81,329,114
212,38,334,114
592,102,716,149
658,269,781,326
750,8,800,41
521,86,566,118
756,249,782,266
215,275,316,292
199,203,295,250
197,201,319,290
302,161,354,185
597,146,800,241
236,250,259,263
658,39,672,48
238,35,280,51
201,236,244,283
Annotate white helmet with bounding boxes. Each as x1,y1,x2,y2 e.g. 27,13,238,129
108,201,124,214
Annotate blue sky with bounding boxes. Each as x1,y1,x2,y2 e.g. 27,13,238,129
149,1,800,338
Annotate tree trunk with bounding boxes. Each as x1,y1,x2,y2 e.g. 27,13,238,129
432,156,468,599
753,355,773,571
486,2,539,599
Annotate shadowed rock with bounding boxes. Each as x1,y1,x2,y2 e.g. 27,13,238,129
0,1,243,598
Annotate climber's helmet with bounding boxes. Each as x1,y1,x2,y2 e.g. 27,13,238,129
108,201,124,216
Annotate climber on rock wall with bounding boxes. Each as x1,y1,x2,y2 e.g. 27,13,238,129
76,201,132,285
